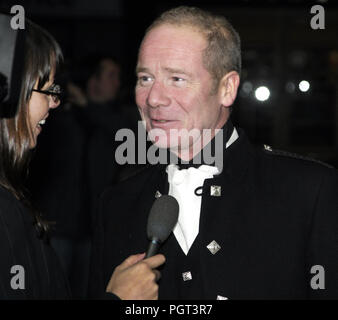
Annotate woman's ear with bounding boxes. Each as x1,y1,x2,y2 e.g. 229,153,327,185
218,71,240,107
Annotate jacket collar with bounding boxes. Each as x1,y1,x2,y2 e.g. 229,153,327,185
152,126,254,195
166,120,235,170
218,127,254,183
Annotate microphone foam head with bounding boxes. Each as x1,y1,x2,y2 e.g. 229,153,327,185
147,195,179,243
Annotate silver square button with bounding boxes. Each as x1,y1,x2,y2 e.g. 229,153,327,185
182,271,192,281
155,191,162,199
210,185,221,197
207,240,221,255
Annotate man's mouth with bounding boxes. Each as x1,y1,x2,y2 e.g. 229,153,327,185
150,118,178,127
153,119,170,123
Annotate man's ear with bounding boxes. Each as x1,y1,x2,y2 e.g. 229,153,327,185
218,71,240,107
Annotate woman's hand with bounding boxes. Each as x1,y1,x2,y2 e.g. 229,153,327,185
106,253,165,300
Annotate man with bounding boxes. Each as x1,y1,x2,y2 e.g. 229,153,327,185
89,6,338,299
86,56,121,104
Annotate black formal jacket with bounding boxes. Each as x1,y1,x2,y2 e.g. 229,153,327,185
0,186,70,299
89,129,338,299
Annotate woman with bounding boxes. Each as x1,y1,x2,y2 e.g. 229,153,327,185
0,17,163,300
0,19,70,299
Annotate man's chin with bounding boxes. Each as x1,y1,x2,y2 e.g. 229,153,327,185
151,137,172,149
151,138,190,155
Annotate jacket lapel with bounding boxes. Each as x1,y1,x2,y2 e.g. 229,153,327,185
197,130,257,298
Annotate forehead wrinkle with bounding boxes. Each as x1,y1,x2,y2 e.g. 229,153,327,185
137,46,204,77
141,43,205,60
139,26,206,60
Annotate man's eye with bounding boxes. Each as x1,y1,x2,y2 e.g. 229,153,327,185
138,76,153,86
171,77,186,87
139,76,152,82
173,77,185,82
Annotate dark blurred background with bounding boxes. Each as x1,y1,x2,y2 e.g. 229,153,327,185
1,0,337,298
1,0,336,161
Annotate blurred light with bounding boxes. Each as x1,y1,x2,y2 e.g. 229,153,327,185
242,81,253,94
255,86,270,102
289,51,307,68
299,80,310,92
286,82,296,93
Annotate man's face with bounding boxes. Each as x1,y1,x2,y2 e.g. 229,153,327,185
135,24,228,154
98,59,120,102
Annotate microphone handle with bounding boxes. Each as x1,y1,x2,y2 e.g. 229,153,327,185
145,238,161,258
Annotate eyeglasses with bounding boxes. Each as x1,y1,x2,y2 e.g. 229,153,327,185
32,84,62,104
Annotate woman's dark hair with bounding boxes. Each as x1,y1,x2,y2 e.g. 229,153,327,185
0,20,63,238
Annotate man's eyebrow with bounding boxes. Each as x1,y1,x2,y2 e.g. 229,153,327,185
136,66,193,77
136,67,150,74
164,67,192,77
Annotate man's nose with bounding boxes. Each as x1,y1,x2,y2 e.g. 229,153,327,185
147,81,171,108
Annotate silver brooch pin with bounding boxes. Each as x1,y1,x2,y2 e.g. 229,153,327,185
264,144,272,152
182,271,192,281
207,240,221,255
210,185,221,197
155,191,162,199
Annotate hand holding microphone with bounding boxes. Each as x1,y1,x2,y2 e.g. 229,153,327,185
106,253,165,300
106,195,179,300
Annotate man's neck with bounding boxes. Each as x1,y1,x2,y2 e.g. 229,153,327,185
173,129,217,161
168,119,234,166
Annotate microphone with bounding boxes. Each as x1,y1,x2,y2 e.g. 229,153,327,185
145,195,179,258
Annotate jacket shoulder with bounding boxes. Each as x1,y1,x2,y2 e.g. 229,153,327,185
0,187,22,219
116,164,153,183
100,164,158,201
0,187,28,250
260,144,335,170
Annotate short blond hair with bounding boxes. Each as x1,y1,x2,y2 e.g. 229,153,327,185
144,6,241,92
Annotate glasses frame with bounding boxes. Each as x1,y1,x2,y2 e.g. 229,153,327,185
32,84,62,103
